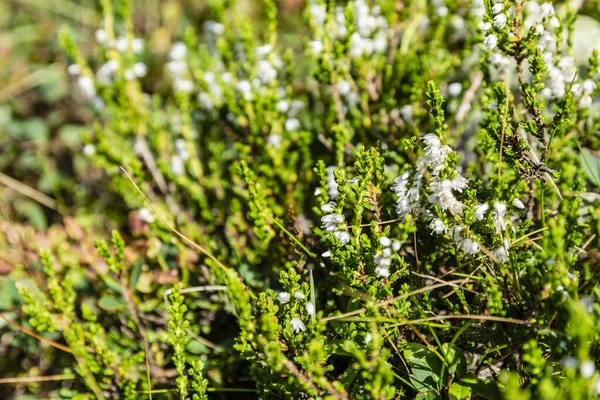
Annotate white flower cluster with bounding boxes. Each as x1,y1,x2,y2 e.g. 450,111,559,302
374,236,401,278
482,2,559,77
320,201,350,249
308,0,389,59
392,133,485,257
277,291,313,333
170,139,190,176
570,77,597,108
166,42,193,92
325,166,340,199
95,29,144,54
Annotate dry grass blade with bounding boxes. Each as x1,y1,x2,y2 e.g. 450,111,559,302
322,279,469,322
0,313,72,354
120,167,229,273
384,314,532,329
0,172,58,210
0,374,75,385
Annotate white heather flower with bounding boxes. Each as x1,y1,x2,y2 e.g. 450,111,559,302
309,40,324,54
580,94,593,108
540,2,554,17
513,199,525,209
450,225,463,242
373,32,388,53
68,64,81,75
484,34,498,50
479,21,492,31
133,62,147,78
379,237,392,247
493,202,507,231
294,291,305,300
374,255,391,267
460,238,480,255
278,292,291,304
257,60,277,83
430,218,447,234
448,82,462,97
266,134,282,147
174,79,193,92
198,92,214,110
582,79,597,94
348,177,359,185
375,267,390,278
365,333,372,345
169,42,187,59
493,14,507,29
326,166,339,199
96,61,117,85
236,80,252,100
392,239,401,251
115,36,129,52
562,356,579,370
581,361,596,378
166,60,186,77
429,179,463,216
493,240,510,263
131,38,144,54
139,207,154,223
337,80,351,96
451,175,469,192
82,144,96,156
171,155,185,176
124,69,136,81
255,44,272,57
276,100,289,113
306,302,315,317
322,251,331,258
474,203,489,220
335,230,351,245
321,213,344,232
547,16,560,29
321,201,336,213
95,29,108,44
285,118,301,132
77,76,96,99
595,378,600,395
491,3,503,14
203,20,224,35
310,4,327,25
175,139,189,160
422,133,441,149
290,317,306,333
382,248,392,258
399,105,413,122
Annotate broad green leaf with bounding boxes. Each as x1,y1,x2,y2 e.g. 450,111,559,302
416,390,440,400
580,147,600,187
129,260,143,289
403,343,443,395
460,373,503,400
98,295,126,311
449,382,472,400
442,342,467,377
0,280,19,310
14,199,47,230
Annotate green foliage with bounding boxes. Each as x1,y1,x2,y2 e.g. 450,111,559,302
3,0,600,399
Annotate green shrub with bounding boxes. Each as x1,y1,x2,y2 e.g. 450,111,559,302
7,0,600,398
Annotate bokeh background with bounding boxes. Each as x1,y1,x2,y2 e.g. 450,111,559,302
2,0,600,398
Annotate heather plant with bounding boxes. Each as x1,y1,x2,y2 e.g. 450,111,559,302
4,0,600,398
